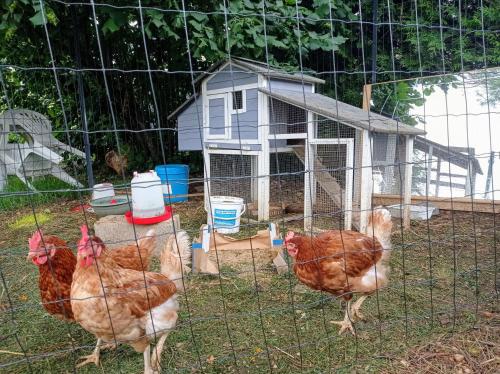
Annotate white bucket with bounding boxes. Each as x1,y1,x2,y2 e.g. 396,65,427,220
206,196,246,234
92,183,115,200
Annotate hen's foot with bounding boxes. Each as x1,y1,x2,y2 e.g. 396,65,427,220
76,351,100,368
331,312,355,335
351,306,365,321
351,296,367,321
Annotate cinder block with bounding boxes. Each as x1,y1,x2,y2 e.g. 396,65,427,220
93,214,180,255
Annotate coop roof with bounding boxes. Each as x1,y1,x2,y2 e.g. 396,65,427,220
260,88,426,136
191,57,325,86
168,58,325,120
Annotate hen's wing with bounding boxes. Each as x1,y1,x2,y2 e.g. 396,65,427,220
104,267,176,319
106,234,156,272
39,247,76,320
315,230,383,277
110,244,151,272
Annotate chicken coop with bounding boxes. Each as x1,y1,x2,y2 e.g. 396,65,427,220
169,58,425,232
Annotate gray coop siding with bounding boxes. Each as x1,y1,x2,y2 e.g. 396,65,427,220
205,143,262,151
231,88,258,140
269,139,288,149
268,79,313,92
177,100,203,151
207,65,258,91
208,97,226,136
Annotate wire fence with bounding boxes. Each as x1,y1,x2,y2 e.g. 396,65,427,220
0,0,499,373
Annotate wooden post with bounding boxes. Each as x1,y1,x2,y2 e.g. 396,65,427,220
257,86,270,221
426,145,433,196
403,136,414,229
484,152,495,198
303,134,313,232
435,158,442,197
362,84,372,111
310,112,317,205
359,129,373,233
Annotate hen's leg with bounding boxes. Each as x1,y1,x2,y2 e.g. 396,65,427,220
331,300,355,335
100,342,117,351
151,333,169,372
143,345,156,374
76,338,102,368
351,295,368,321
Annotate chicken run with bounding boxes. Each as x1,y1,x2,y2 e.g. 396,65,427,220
1,2,499,373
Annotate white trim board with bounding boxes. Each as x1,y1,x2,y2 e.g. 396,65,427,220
206,83,259,96
206,93,230,140
230,89,247,115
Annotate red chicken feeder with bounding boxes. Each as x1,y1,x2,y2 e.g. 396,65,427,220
125,206,173,225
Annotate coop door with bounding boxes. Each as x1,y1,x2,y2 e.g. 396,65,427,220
207,94,230,139
306,139,354,230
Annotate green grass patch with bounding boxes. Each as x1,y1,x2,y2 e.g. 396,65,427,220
0,175,80,211
0,204,497,373
9,212,52,230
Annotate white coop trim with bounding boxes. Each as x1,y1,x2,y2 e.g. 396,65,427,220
206,83,258,96
205,93,231,140
304,137,355,232
358,129,373,233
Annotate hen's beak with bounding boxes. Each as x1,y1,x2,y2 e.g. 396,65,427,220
26,252,36,261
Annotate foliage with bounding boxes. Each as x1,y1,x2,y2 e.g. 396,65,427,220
0,0,498,181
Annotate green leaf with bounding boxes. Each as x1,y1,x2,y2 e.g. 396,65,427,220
190,12,208,22
189,19,203,32
144,24,152,39
102,17,119,34
29,11,45,26
151,17,164,28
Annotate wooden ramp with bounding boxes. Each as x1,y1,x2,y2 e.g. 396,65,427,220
293,145,360,229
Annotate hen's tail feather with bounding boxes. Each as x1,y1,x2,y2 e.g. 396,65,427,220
137,229,156,254
366,207,393,261
160,231,191,292
171,230,191,269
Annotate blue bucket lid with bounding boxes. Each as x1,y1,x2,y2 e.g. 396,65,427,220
155,164,189,173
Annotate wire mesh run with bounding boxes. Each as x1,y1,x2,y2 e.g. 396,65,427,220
269,151,304,213
314,115,356,139
208,153,254,204
311,143,351,229
372,133,405,195
269,98,307,135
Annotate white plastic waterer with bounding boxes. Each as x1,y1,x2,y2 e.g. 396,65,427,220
92,183,115,201
131,170,165,218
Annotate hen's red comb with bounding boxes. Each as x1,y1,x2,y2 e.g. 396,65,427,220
28,230,43,251
285,231,295,242
77,225,90,251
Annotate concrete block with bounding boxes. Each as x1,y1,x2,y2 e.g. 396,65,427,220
94,214,180,255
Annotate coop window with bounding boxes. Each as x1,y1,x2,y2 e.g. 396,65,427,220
231,90,246,113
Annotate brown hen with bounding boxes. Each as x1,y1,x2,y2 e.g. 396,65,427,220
27,228,159,367
284,207,393,334
71,226,184,373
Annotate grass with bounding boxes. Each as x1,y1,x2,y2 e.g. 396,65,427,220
0,198,498,373
0,175,80,211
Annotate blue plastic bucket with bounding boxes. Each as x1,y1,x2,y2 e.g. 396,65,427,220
154,164,189,203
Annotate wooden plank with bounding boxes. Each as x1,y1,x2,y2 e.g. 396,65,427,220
372,194,500,214
403,136,414,229
359,130,373,233
426,145,433,195
362,84,372,111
